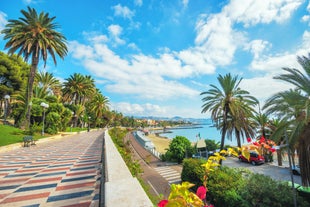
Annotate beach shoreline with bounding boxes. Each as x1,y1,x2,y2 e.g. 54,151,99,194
146,133,171,154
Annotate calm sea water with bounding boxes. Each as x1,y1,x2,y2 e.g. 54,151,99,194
159,125,240,146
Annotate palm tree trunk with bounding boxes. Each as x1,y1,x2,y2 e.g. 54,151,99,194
219,124,227,165
236,130,241,148
25,55,39,130
298,125,310,186
276,149,282,166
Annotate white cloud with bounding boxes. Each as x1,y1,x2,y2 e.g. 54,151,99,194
249,53,298,74
112,102,166,117
0,12,7,32
244,39,271,59
112,4,135,20
111,101,205,118
128,43,139,51
82,31,108,44
134,0,143,7
195,14,241,67
193,0,303,71
22,0,35,4
248,30,310,75
68,41,95,59
226,0,302,26
108,24,126,46
69,39,200,101
182,0,189,8
240,76,292,105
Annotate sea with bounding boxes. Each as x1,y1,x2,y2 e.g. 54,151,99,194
159,124,241,146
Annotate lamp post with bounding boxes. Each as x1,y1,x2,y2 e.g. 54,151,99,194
3,95,10,125
40,102,49,136
88,116,91,132
80,115,84,128
70,111,74,132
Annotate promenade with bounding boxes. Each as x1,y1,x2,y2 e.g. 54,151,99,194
0,130,104,207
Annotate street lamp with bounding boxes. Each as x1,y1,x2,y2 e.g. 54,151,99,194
40,102,49,136
70,111,74,132
3,95,10,125
80,115,84,128
88,116,91,132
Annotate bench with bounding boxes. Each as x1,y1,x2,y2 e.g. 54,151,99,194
23,136,35,147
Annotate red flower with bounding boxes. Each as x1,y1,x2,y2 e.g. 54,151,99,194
158,200,168,207
269,148,276,153
259,136,265,143
196,186,207,200
246,137,252,143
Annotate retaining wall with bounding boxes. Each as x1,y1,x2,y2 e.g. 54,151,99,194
104,130,153,207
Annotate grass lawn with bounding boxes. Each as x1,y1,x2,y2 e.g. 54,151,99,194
0,124,90,147
0,124,31,146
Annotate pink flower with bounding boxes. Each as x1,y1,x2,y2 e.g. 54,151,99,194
158,200,168,207
246,137,252,143
196,186,207,200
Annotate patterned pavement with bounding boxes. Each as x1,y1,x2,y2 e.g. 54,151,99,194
0,130,104,207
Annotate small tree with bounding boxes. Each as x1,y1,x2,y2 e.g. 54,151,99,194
165,136,193,163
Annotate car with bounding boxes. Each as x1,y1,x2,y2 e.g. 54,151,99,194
292,165,301,175
238,152,265,165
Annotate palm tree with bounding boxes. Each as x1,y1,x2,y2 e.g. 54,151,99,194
201,73,258,152
1,7,67,129
252,111,270,138
264,55,310,186
88,90,110,127
35,71,62,98
226,100,257,148
62,73,95,105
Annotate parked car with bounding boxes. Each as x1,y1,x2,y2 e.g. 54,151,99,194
292,165,301,175
238,152,265,165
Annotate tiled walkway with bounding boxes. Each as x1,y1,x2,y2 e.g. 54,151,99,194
0,130,104,207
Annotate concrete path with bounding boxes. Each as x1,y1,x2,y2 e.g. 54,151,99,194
0,130,104,207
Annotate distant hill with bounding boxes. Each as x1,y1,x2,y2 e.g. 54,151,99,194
133,116,212,125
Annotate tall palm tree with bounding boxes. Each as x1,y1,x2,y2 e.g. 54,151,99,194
62,73,95,105
264,55,310,186
252,111,270,138
88,90,110,127
225,100,257,148
1,7,67,129
35,71,61,98
201,73,258,153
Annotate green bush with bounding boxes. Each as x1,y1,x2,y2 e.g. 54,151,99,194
181,158,205,190
165,136,193,163
239,173,309,207
206,167,309,207
207,167,246,206
109,128,142,177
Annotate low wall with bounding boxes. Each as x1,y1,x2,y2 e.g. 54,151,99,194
104,130,153,207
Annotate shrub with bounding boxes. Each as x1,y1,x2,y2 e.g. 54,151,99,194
165,136,193,163
207,167,247,206
239,173,309,207
181,158,205,191
109,128,142,177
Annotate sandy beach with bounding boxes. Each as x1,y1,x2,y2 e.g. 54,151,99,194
146,133,171,154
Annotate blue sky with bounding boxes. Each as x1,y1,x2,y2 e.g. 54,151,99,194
1,0,310,118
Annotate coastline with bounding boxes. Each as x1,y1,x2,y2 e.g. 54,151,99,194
146,133,171,154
